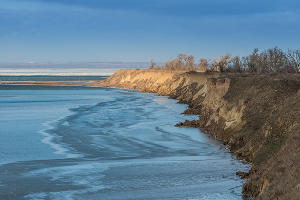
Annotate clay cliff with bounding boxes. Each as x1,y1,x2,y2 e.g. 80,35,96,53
100,69,300,200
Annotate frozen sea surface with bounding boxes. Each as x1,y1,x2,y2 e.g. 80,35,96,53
0,83,249,200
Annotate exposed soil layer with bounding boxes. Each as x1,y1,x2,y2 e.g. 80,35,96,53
100,69,300,200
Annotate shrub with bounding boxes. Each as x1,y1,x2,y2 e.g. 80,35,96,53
150,48,300,73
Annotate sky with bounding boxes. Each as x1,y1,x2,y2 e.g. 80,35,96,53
0,0,300,63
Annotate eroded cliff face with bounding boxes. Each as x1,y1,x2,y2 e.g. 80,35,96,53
100,69,300,200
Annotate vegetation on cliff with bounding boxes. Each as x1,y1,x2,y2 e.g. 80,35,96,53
151,47,300,74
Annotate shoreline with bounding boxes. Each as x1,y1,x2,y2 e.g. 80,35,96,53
1,70,299,199
99,69,300,200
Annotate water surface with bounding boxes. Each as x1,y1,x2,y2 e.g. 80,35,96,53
0,79,249,200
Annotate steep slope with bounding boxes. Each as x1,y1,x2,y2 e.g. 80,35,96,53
100,69,300,200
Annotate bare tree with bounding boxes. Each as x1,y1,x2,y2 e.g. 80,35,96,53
160,48,299,73
199,58,209,72
177,54,186,67
266,47,287,72
177,54,195,70
247,48,259,73
212,54,231,73
150,60,156,69
231,56,242,73
186,55,195,70
165,58,182,70
287,49,300,73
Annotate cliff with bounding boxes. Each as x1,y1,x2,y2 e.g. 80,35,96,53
100,69,300,200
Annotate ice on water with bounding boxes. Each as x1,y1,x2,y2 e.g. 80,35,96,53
0,84,249,200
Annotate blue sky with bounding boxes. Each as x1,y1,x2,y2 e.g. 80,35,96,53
0,0,299,63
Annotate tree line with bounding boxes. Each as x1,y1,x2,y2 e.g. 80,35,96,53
150,47,300,73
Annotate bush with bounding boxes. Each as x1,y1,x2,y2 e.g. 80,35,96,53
150,48,300,74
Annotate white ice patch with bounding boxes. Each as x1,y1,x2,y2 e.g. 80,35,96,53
39,120,80,159
24,163,109,200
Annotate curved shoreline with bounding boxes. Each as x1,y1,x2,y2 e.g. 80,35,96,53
1,71,299,199
99,69,300,200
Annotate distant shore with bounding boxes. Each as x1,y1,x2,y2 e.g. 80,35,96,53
0,81,101,87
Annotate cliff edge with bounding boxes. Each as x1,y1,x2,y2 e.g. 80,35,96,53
100,69,300,200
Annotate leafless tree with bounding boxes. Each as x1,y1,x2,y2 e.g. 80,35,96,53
231,56,242,73
156,48,299,73
199,58,209,72
186,55,195,70
177,54,195,70
287,49,300,73
150,60,156,69
165,58,182,70
247,48,259,73
212,54,231,73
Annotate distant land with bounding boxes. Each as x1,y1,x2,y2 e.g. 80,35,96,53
0,62,149,76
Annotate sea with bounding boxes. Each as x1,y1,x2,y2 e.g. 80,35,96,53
0,75,249,200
